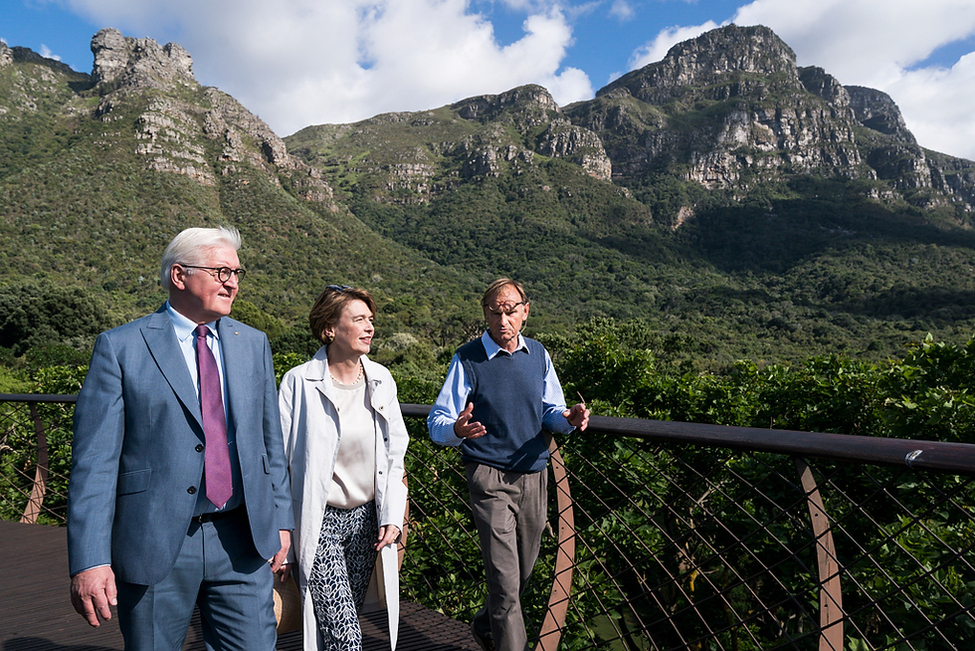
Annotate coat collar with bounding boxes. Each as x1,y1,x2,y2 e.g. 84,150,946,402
140,306,249,434
307,345,387,415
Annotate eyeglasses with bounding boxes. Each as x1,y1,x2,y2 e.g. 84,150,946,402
180,265,247,283
486,301,525,317
326,284,351,292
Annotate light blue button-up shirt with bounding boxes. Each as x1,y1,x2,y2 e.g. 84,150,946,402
165,301,242,514
427,331,574,446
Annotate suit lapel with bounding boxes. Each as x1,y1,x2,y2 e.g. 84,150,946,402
142,308,204,430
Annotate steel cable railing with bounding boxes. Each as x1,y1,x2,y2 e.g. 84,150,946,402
3,395,975,650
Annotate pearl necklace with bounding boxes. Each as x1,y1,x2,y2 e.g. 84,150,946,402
329,361,363,385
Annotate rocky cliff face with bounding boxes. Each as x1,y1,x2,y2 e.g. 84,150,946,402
5,24,973,220
90,28,194,90
287,83,613,208
451,85,612,181
843,85,975,207
561,25,974,214
600,25,803,105
567,26,869,193
88,29,334,203
287,23,974,216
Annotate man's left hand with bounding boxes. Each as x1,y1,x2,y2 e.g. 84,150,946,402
564,402,590,431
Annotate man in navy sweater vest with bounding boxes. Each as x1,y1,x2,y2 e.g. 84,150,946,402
428,278,590,651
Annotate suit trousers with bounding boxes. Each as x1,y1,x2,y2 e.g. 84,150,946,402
466,463,548,651
116,508,277,651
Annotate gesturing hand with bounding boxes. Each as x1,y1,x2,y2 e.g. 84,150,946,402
453,403,487,439
563,402,590,431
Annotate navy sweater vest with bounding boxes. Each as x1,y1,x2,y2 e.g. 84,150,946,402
457,336,550,473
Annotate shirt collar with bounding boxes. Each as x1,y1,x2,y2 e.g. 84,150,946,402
166,300,219,343
480,330,528,360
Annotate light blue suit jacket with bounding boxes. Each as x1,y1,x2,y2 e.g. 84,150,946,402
67,306,294,585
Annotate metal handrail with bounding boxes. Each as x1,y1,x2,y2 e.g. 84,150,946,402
7,396,973,475
402,404,975,476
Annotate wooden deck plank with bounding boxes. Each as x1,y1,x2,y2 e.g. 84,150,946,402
0,521,478,651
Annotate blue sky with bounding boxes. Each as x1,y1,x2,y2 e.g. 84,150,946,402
3,0,975,160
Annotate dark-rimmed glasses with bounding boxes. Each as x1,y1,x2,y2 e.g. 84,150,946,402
180,265,246,283
326,284,352,292
486,301,525,318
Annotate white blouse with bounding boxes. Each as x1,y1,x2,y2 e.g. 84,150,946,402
327,375,377,509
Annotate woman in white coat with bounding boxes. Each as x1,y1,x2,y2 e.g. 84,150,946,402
278,285,409,651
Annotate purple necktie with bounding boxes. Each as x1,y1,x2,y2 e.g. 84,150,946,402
195,325,233,509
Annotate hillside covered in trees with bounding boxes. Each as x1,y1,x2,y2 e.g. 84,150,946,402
1,25,974,377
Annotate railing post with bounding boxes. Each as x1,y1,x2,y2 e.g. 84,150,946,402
19,403,49,524
795,457,844,650
535,435,575,651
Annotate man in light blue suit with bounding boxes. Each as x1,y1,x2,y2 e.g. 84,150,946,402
68,226,294,650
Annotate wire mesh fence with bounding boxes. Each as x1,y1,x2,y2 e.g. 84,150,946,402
3,395,974,650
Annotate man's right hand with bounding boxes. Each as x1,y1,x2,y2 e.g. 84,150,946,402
453,403,487,439
70,565,117,627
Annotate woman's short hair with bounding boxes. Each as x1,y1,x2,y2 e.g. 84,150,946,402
160,226,241,291
481,278,528,308
309,285,377,343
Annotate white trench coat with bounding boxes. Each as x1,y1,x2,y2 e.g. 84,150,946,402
278,346,410,651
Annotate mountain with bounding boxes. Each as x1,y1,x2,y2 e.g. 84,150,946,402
288,25,975,220
0,29,485,346
2,25,974,368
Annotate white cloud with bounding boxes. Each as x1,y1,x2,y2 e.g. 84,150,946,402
39,45,62,61
609,0,635,22
1,36,62,62
66,0,592,135
887,52,975,160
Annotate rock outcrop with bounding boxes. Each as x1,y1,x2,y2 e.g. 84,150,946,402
63,24,971,216
568,25,869,191
91,28,194,91
451,85,611,181
0,42,14,68
89,28,334,202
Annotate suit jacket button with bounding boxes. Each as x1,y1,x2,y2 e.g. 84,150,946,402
187,486,197,494
195,444,204,452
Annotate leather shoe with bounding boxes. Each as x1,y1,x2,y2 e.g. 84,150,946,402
471,622,495,651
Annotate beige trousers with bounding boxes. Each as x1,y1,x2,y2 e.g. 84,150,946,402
466,463,548,651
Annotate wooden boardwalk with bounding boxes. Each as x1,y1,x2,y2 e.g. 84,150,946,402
1,520,479,651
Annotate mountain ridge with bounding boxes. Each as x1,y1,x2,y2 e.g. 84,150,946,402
2,25,974,368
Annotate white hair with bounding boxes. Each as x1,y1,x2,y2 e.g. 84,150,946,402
159,226,241,291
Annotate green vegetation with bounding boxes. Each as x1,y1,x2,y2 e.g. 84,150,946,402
4,30,975,648
3,40,975,371
391,321,975,649
5,318,972,648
